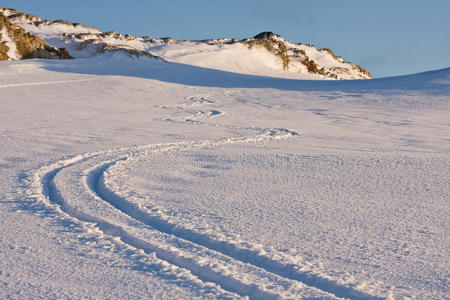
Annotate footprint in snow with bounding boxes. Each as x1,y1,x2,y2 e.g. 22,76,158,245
185,96,216,106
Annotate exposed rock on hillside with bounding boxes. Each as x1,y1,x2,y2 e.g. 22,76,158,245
77,38,160,59
0,11,73,60
241,32,371,79
253,32,282,40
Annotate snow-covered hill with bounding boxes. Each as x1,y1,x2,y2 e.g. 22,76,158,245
0,7,371,80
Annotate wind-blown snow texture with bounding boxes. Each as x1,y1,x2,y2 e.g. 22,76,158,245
1,55,449,299
1,8,450,300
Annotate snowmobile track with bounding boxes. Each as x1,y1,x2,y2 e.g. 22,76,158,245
28,130,382,299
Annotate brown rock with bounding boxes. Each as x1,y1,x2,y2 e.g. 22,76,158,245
0,11,73,60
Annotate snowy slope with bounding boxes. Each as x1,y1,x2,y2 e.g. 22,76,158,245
1,7,371,80
0,51,449,299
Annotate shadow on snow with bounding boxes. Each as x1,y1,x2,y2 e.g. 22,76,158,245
42,56,450,94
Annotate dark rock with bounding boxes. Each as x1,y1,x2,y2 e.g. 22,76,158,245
253,32,282,40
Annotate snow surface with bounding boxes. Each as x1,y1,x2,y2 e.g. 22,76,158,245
0,55,449,299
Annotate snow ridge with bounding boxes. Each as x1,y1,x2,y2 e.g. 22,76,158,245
1,7,371,79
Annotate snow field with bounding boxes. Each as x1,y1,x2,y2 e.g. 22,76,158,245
0,57,448,299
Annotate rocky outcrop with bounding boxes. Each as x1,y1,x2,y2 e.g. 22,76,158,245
0,7,100,34
0,40,9,60
0,11,73,60
253,32,282,40
245,33,290,70
76,38,161,59
242,32,372,79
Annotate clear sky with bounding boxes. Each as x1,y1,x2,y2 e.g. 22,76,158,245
2,0,449,78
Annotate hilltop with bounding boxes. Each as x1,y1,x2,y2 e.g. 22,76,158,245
0,7,371,80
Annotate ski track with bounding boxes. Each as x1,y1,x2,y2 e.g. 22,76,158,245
27,128,383,299
42,161,279,299
0,79,96,89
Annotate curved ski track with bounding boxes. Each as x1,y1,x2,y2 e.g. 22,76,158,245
27,129,384,300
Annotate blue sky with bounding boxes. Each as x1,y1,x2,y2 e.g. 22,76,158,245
2,0,449,78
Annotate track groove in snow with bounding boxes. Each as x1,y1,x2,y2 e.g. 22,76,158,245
25,127,386,299
0,79,96,89
31,131,349,300
46,167,280,299
93,154,383,299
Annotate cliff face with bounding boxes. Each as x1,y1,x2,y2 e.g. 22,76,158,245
0,12,72,60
